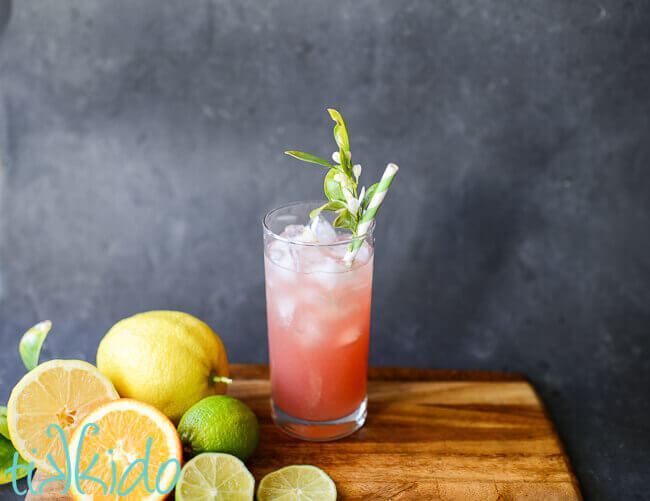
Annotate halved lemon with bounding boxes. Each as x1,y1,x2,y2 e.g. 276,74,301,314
69,399,183,501
7,359,119,475
175,452,255,500
257,465,337,501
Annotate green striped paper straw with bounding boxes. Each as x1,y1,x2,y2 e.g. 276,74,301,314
344,163,399,265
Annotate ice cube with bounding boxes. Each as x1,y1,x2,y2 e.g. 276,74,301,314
282,224,305,240
310,216,337,244
294,312,325,345
282,224,316,243
267,240,290,266
299,285,323,306
266,240,297,279
267,241,291,268
294,246,347,289
312,263,347,290
326,243,348,259
337,326,363,347
299,247,342,272
273,296,295,326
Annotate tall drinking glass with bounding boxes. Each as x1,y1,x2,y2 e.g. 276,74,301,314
263,201,374,441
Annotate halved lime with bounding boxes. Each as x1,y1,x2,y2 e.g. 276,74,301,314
257,465,337,501
175,453,255,501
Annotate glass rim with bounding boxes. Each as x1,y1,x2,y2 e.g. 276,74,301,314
263,200,375,247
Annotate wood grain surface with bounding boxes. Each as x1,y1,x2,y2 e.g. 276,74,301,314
26,364,582,500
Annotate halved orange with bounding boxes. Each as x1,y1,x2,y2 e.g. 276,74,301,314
7,359,119,475
69,399,183,501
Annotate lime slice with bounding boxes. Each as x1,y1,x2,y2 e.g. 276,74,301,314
176,453,255,501
257,465,337,501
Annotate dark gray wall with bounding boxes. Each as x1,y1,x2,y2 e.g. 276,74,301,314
1,1,648,499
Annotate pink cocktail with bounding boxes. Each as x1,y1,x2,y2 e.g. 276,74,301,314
263,201,374,441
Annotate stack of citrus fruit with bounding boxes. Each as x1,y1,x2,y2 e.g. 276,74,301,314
2,311,337,500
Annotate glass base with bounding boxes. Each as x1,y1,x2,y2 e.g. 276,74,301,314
271,397,367,442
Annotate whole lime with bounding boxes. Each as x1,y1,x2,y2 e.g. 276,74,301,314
178,395,260,461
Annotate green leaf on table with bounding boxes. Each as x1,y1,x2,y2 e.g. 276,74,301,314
0,434,28,484
309,200,345,220
19,320,51,371
362,183,378,211
284,151,334,169
324,169,345,202
0,407,9,440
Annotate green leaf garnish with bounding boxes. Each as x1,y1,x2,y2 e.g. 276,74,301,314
333,209,354,229
324,170,346,202
19,320,51,371
327,108,350,151
284,151,334,169
310,200,346,220
286,108,398,240
285,109,399,265
0,434,28,484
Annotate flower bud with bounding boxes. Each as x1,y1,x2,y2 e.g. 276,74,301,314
347,197,360,214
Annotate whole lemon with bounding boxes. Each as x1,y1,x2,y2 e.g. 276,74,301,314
97,311,229,423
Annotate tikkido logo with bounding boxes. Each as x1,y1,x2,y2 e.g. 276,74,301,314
5,423,181,496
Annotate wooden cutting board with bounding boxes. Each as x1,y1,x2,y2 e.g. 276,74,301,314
28,364,582,500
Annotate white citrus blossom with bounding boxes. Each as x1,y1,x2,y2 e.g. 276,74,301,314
353,164,362,180
347,196,360,214
331,151,351,164
333,173,359,215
